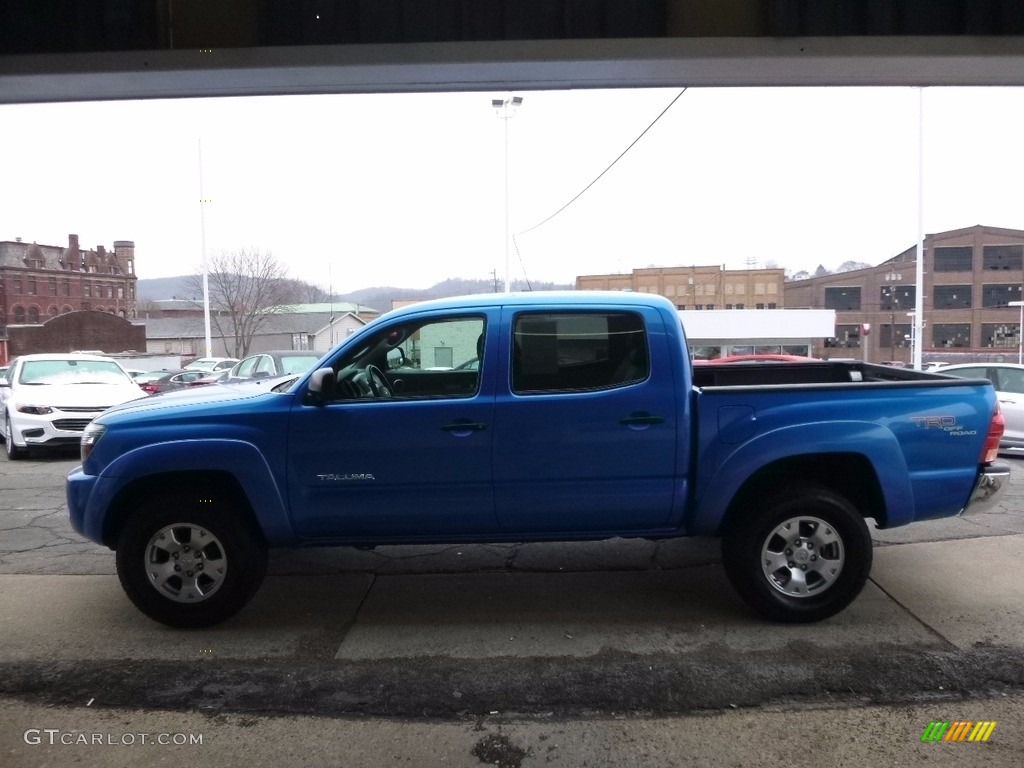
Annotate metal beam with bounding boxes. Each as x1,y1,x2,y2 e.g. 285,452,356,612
4,37,1024,104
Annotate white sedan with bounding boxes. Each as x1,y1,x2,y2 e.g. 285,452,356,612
935,362,1024,453
0,353,147,460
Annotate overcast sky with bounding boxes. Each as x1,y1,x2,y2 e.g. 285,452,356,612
2,86,1023,292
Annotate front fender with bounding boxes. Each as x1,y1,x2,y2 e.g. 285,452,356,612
80,439,295,546
688,421,914,535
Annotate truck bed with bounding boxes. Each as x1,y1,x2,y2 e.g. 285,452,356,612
692,361,957,389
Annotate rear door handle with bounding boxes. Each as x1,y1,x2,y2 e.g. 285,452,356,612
619,413,664,428
442,421,487,433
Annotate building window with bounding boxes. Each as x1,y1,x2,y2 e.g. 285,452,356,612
26,279,36,295
824,287,861,311
880,285,915,311
48,305,58,318
755,303,765,309
129,284,135,299
107,286,114,299
84,284,91,298
933,323,971,348
117,286,124,299
12,278,22,294
48,278,57,296
933,285,971,309
706,304,715,310
62,280,70,297
725,304,733,310
27,306,39,323
13,305,25,323
880,324,912,349
825,324,861,349
767,302,777,309
982,284,1022,308
982,323,1021,348
983,244,1024,271
735,303,744,309
934,246,973,272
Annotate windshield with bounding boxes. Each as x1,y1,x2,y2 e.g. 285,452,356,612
18,359,131,385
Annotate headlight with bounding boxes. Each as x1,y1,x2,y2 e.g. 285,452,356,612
81,422,107,463
17,404,53,415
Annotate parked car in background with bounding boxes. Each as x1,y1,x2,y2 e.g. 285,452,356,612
0,365,8,381
935,363,1024,452
0,353,146,459
184,357,239,372
186,370,231,387
695,354,817,365
223,350,322,384
131,371,168,388
138,369,209,395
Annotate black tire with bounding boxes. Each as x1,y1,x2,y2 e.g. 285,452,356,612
115,488,267,628
4,412,27,460
722,486,872,623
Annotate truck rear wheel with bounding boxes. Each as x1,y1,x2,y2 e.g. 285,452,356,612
722,487,872,622
115,489,267,628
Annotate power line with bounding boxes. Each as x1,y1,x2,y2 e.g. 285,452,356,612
515,88,688,240
511,88,688,290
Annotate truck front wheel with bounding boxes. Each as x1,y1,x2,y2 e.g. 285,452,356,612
115,490,267,628
722,487,872,622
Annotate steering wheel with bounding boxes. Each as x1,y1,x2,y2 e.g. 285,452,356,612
364,365,394,397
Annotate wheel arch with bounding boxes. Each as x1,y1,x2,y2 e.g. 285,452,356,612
101,470,264,549
719,453,887,535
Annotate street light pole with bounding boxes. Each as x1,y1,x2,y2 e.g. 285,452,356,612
1010,299,1024,364
492,96,523,294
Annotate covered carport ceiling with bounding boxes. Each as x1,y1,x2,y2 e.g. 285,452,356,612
3,1,1024,102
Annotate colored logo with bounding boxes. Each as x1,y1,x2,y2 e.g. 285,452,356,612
921,721,997,742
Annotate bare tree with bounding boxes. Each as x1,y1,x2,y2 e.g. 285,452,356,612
185,248,299,358
283,278,331,304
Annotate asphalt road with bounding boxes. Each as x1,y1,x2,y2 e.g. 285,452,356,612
1,449,1023,767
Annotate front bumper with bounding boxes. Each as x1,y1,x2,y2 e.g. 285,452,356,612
960,461,1012,517
9,408,103,448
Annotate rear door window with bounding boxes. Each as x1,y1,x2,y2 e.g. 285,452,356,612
511,311,648,394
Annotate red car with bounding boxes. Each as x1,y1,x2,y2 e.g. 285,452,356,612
694,354,817,365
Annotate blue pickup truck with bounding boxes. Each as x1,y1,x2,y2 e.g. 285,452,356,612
65,292,1009,628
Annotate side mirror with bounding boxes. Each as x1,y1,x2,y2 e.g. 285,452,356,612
307,367,336,404
386,347,408,370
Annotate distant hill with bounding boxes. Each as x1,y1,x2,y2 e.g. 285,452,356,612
138,275,574,313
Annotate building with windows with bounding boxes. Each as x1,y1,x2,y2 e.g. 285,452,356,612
0,234,138,328
784,225,1024,364
576,265,786,311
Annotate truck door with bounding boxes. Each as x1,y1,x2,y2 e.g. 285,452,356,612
492,306,678,533
287,311,498,538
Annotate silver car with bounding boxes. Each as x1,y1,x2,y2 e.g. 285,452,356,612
936,363,1024,452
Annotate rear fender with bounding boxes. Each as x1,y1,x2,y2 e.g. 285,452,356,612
688,421,914,534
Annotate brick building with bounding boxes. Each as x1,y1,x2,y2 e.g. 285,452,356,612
784,225,1024,364
0,234,138,326
0,234,139,363
576,265,786,310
